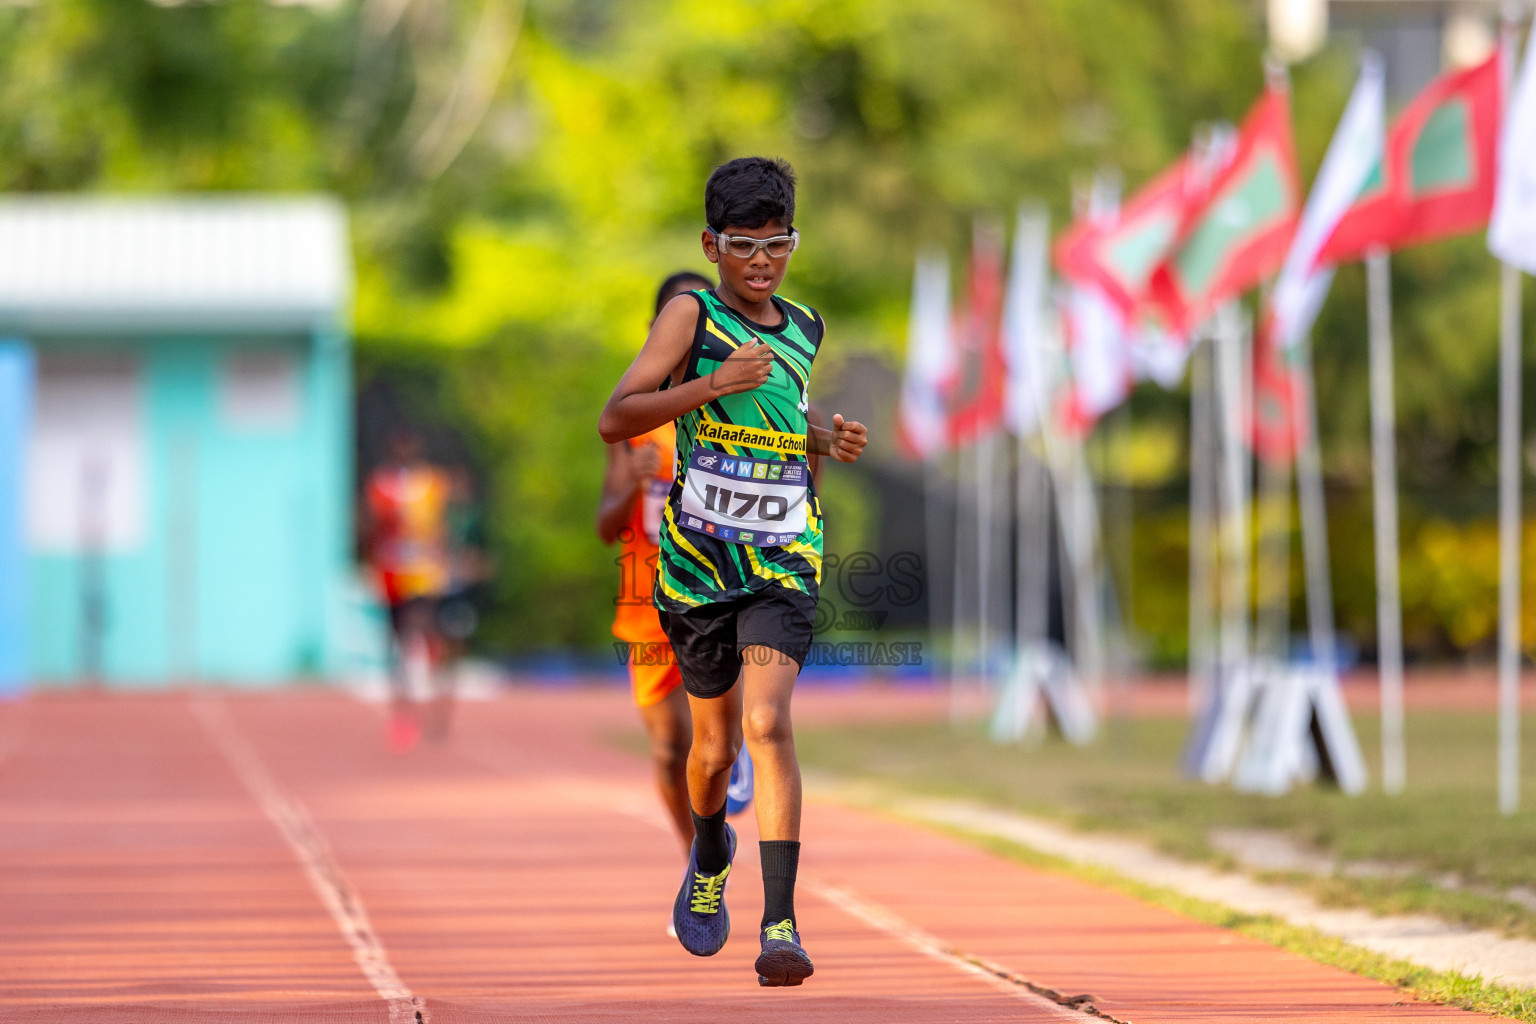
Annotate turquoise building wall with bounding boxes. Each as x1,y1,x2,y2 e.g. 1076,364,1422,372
26,331,352,686
0,341,32,696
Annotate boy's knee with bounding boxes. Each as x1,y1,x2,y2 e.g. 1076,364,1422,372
743,703,791,748
689,732,740,777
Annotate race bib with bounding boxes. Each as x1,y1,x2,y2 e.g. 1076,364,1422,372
679,448,809,547
641,476,670,545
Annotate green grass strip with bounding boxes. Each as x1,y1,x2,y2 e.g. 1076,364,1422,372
892,811,1536,1022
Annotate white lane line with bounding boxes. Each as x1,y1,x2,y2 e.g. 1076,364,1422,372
459,745,1085,1019
806,880,1094,1020
191,696,429,1024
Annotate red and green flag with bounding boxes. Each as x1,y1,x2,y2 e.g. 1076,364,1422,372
946,222,1009,446
1317,50,1504,264
1148,87,1301,333
1054,159,1192,320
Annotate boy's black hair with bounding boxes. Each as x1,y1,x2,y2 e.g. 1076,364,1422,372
704,157,796,232
654,270,712,315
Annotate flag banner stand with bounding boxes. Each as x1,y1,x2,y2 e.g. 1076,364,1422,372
1192,302,1259,782
992,436,1097,746
1231,52,1381,795
1294,330,1369,794
1233,660,1309,793
990,641,1098,745
1031,321,1107,710
1232,436,1298,793
1233,663,1368,793
1214,320,1370,796
993,197,1102,745
1366,249,1406,794
1497,259,1522,815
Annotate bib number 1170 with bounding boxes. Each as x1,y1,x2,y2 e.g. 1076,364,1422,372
701,484,788,522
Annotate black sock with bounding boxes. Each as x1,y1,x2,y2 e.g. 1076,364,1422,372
760,840,800,929
691,804,730,874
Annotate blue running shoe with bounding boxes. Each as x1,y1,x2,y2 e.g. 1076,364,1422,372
672,822,737,956
725,747,754,816
755,919,814,987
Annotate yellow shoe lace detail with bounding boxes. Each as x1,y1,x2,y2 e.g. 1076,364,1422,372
688,863,730,914
764,919,796,942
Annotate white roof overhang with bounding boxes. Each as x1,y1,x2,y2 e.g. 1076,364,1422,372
0,196,352,335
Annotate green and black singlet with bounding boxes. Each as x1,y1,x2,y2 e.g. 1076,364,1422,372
655,289,825,613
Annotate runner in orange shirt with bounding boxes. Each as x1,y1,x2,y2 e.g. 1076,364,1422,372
364,427,452,753
597,272,713,857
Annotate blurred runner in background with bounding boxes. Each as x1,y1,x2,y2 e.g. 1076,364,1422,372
597,271,711,862
363,426,452,753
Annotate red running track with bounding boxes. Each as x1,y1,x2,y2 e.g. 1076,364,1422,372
0,688,1503,1022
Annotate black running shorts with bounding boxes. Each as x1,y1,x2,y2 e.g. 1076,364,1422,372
658,586,818,700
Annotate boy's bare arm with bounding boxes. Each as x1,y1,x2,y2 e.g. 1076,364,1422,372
598,296,773,443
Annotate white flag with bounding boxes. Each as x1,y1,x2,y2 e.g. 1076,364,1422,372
1272,53,1386,350
1065,283,1130,421
899,248,956,458
1065,175,1131,424
1002,204,1051,436
1491,29,1536,273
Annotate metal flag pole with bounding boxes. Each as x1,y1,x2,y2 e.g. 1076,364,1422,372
1216,301,1252,696
1114,403,1137,698
994,431,1016,694
1017,436,1050,649
1366,248,1406,794
1099,403,1136,722
1294,332,1341,682
924,452,952,699
1496,8,1527,817
1498,259,1523,816
1255,446,1293,662
1062,433,1107,704
1188,337,1218,717
951,443,972,724
977,432,996,696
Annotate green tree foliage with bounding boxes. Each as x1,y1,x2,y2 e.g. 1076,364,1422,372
351,0,1271,652
0,0,1523,658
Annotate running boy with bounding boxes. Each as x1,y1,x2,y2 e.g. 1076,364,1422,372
598,157,868,986
596,271,712,859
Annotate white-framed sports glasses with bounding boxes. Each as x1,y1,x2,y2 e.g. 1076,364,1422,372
709,228,799,260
